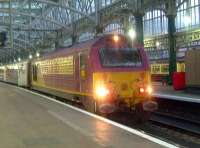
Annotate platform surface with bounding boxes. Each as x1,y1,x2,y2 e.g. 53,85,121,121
153,83,200,103
0,82,168,148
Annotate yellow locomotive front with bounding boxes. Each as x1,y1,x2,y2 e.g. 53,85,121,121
93,71,152,107
91,35,157,118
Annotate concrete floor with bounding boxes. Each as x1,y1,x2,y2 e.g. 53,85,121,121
153,83,200,103
0,82,165,148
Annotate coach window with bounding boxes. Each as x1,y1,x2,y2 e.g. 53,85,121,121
32,65,35,80
79,53,87,79
33,65,38,81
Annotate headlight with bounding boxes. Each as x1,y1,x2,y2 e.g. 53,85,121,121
139,86,153,95
139,87,145,93
95,86,109,99
147,86,153,94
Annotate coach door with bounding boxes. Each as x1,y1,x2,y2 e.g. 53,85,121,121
79,53,87,92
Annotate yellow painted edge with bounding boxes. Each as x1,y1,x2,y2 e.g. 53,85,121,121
32,83,92,97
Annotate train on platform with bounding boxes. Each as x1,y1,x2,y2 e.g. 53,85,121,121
0,34,157,122
150,62,185,82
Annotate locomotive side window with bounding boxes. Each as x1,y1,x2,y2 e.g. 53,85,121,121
99,48,142,67
79,53,87,78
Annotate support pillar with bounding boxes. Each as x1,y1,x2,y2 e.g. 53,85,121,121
122,16,129,36
167,14,177,84
95,0,103,35
71,34,77,45
95,25,103,35
9,0,13,49
55,41,59,49
134,14,144,46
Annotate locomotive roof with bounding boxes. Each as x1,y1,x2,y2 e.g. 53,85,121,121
38,34,126,60
41,36,101,59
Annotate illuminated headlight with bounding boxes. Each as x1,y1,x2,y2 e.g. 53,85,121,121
147,86,153,94
95,86,109,99
139,86,153,95
139,87,145,93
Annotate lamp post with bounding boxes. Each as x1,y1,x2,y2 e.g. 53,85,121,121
29,54,33,59
128,28,136,41
36,52,40,58
128,28,136,47
156,41,160,47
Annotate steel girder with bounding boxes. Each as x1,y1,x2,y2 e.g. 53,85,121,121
0,0,189,63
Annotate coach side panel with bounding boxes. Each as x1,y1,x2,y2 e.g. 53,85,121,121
5,65,18,85
30,52,92,99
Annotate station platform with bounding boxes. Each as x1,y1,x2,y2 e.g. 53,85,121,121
153,83,200,103
0,82,176,148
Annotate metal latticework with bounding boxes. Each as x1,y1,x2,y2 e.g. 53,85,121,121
0,0,193,63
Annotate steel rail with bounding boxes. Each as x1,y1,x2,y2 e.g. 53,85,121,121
150,111,200,135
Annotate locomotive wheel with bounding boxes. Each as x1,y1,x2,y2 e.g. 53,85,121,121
134,103,151,123
82,97,108,117
83,97,114,118
95,101,109,117
82,97,97,113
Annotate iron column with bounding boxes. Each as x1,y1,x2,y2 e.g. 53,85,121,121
135,13,144,46
167,14,177,84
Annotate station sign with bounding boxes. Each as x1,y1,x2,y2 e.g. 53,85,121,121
144,29,200,49
144,35,168,48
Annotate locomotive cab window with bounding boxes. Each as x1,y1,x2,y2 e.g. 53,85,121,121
99,48,142,67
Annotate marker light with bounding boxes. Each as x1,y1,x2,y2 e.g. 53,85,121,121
147,86,153,94
128,28,136,40
156,41,160,47
139,87,145,93
36,52,40,58
113,35,119,42
29,54,33,59
95,86,109,99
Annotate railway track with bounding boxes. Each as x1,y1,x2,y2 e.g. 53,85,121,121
40,88,200,137
150,111,200,135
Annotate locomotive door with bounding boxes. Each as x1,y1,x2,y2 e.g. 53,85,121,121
79,53,87,93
